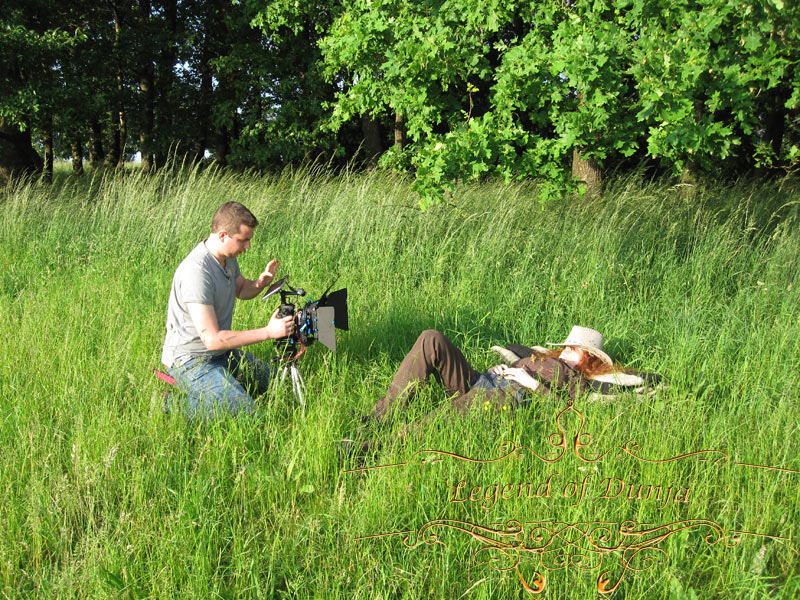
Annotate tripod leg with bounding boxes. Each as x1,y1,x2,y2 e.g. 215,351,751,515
296,367,306,404
290,364,306,406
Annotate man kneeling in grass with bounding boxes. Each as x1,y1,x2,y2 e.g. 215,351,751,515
161,201,295,417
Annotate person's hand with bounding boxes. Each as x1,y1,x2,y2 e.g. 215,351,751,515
265,308,294,339
255,259,279,289
494,365,540,391
487,364,505,375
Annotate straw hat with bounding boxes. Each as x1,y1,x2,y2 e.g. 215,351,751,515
547,326,613,366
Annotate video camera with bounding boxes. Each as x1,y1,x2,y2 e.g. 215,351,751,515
261,275,348,358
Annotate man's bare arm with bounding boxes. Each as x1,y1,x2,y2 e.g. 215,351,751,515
187,303,293,351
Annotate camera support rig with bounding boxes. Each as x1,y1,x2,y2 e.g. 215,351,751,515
274,281,308,405
261,274,348,406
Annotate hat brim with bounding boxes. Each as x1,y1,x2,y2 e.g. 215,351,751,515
547,342,613,367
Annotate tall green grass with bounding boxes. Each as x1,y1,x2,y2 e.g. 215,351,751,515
1,167,799,599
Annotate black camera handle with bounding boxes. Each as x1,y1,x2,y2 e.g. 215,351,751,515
261,274,305,319
278,284,305,306
277,284,305,321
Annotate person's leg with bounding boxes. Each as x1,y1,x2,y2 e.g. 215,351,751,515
167,354,256,418
376,386,513,453
449,373,520,415
371,330,480,420
228,349,272,397
449,386,512,415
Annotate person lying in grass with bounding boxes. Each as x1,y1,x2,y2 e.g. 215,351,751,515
368,326,662,422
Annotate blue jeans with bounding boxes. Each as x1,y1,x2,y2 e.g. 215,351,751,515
166,350,272,418
470,372,528,407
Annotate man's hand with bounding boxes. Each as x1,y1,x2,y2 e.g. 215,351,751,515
255,259,279,290
265,308,295,339
236,259,280,300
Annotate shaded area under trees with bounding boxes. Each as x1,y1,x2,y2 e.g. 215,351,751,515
1,0,798,205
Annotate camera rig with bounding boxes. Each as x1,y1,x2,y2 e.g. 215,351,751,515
260,275,348,405
261,274,348,359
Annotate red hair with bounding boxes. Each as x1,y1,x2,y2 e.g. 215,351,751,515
532,347,619,379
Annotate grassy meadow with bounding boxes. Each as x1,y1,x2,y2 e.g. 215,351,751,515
1,166,799,599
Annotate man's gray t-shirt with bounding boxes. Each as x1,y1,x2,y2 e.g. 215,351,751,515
161,241,240,367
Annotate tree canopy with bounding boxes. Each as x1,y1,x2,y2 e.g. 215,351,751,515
1,0,798,203
320,0,799,203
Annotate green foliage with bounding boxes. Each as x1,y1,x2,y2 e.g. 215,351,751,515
230,2,344,168
0,6,85,126
625,0,798,175
3,0,799,202
322,0,800,205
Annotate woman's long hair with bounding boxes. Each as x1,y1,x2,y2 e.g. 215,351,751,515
533,348,619,379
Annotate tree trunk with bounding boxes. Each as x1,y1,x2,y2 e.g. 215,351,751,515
762,86,788,172
106,2,125,168
214,125,229,167
89,120,105,169
138,0,155,174
361,114,382,166
71,135,84,176
678,154,698,199
572,147,602,196
192,0,215,165
210,0,233,169
106,118,121,167
155,0,178,167
212,66,233,167
139,64,155,173
394,113,407,150
43,116,54,182
0,118,43,185
679,102,703,191
193,65,212,164
118,101,128,163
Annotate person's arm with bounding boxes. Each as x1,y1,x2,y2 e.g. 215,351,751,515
187,303,293,351
513,357,590,399
492,364,541,392
236,259,279,300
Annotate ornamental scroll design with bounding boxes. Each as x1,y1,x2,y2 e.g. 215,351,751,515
345,399,800,474
356,518,750,596
345,400,800,595
344,399,733,475
356,519,770,596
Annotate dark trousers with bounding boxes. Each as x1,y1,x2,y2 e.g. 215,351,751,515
371,330,509,420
